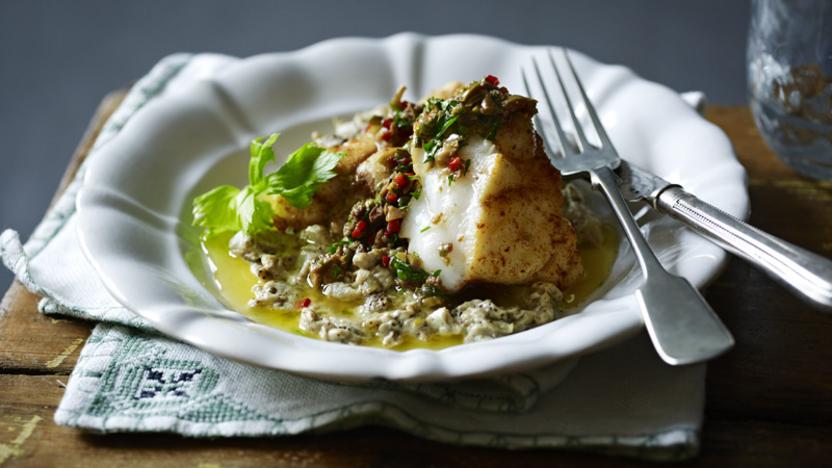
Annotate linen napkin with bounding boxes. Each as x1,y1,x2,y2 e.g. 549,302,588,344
0,53,706,461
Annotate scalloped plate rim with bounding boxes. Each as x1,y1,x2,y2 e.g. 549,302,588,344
76,33,748,382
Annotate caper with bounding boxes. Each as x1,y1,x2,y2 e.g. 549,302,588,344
462,83,485,106
481,93,497,114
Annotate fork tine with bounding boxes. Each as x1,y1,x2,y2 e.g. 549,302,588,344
520,64,566,160
547,49,591,150
526,56,578,159
562,49,615,150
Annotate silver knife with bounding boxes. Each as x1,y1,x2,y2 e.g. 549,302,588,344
616,160,832,311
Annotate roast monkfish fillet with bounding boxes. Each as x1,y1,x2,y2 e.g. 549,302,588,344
401,80,582,291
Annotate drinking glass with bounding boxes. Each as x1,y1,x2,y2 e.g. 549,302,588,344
748,0,832,179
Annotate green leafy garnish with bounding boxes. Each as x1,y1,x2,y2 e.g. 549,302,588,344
392,109,413,129
435,114,459,140
419,98,462,164
486,117,501,141
420,225,431,233
422,283,447,298
248,133,279,185
192,133,342,239
326,239,349,254
390,257,429,283
236,186,277,235
192,185,241,236
331,264,343,279
266,142,341,208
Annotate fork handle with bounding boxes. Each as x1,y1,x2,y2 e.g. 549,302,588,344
657,186,832,311
591,166,734,365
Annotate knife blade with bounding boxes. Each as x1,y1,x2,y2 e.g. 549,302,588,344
614,160,679,205
613,160,832,311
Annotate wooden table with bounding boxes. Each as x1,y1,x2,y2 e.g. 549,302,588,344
1,92,831,467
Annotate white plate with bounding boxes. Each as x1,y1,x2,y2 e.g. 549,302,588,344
77,33,748,382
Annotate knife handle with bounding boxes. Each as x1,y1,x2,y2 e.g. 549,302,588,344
656,186,832,311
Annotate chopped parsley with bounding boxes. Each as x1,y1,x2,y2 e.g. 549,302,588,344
418,98,462,164
326,239,349,254
414,77,535,171
390,257,430,283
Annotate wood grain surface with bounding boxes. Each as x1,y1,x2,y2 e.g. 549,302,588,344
1,95,830,467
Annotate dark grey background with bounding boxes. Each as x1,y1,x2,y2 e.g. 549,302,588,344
0,0,751,290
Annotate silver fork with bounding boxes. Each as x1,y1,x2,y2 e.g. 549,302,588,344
521,49,734,365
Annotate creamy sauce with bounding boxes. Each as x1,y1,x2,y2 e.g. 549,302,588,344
200,225,619,351
202,234,462,350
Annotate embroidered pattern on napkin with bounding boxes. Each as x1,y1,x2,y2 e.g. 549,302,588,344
57,324,700,461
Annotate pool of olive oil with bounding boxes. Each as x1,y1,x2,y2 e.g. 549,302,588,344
201,225,618,351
